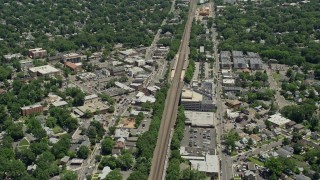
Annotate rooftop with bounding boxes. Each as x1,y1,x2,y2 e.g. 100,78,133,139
21,104,42,110
29,65,60,74
190,154,219,173
268,113,291,126
181,89,203,102
185,111,215,127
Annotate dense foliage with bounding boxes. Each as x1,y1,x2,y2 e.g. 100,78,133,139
215,0,320,66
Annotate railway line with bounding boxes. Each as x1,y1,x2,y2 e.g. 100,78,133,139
148,0,196,179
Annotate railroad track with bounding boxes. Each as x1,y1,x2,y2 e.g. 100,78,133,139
148,0,196,179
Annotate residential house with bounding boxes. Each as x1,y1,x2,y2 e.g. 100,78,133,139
293,124,305,132
233,57,247,69
112,137,125,155
277,148,292,158
249,58,263,70
109,66,126,76
64,62,82,73
220,51,232,69
21,104,43,116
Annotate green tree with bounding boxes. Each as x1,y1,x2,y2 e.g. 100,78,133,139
105,169,122,180
61,171,77,180
77,145,90,159
101,138,114,155
119,152,134,170
265,158,284,176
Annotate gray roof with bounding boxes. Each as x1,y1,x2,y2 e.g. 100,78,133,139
276,148,292,158
249,58,263,65
247,52,260,58
232,51,243,58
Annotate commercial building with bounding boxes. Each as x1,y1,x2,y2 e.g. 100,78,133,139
185,111,215,127
114,129,130,140
268,113,291,127
189,154,219,176
20,59,34,71
181,89,215,112
29,65,60,77
21,104,43,116
28,48,47,59
62,53,85,63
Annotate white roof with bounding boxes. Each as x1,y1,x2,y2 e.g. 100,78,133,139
84,94,98,100
136,92,145,98
138,95,156,103
190,154,219,173
184,111,215,127
29,65,60,74
21,104,42,110
98,166,111,179
223,79,235,84
119,49,137,56
115,129,129,138
268,113,291,126
52,101,68,107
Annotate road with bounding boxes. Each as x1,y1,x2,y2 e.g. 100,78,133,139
265,65,294,109
148,0,197,179
210,2,233,180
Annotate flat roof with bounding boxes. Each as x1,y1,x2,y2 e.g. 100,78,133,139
21,104,42,110
185,111,215,127
181,89,203,102
268,113,291,126
190,154,219,173
52,101,68,107
223,79,235,84
29,65,60,74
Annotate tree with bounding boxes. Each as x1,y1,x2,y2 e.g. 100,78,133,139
7,123,24,140
101,138,114,155
17,148,36,166
248,138,254,147
180,168,206,180
52,135,71,158
283,137,290,145
293,143,303,154
77,145,90,159
105,169,122,180
119,152,134,170
61,171,77,180
265,158,284,176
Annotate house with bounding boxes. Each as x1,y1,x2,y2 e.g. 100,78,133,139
277,148,292,158
109,66,126,76
226,100,242,108
250,134,261,142
296,174,311,180
60,156,70,165
27,164,37,173
247,162,256,172
112,137,125,155
21,104,43,116
118,49,138,59
293,124,305,132
282,146,294,154
28,48,47,59
114,129,129,140
285,121,297,129
98,166,111,180
62,53,85,63
64,62,82,73
220,51,232,69
232,51,244,58
69,158,84,166
29,65,60,77
233,57,247,69
249,58,263,70
244,170,256,180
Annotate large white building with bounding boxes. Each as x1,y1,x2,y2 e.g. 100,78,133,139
268,113,291,127
181,89,215,112
29,65,60,77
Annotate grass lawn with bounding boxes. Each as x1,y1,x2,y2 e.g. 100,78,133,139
53,126,64,134
18,145,29,151
233,177,242,180
273,73,281,83
248,157,264,166
19,138,30,146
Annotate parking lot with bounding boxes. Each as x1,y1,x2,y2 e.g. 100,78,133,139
181,126,216,156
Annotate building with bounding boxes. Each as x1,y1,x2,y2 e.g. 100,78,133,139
135,59,145,67
185,111,215,127
222,79,235,86
62,53,85,63
52,101,68,107
64,62,82,72
232,51,244,58
98,166,111,180
76,94,109,115
4,53,23,61
249,58,263,70
118,49,138,59
20,59,34,71
28,48,47,59
181,89,215,112
21,104,43,116
110,66,126,76
189,154,219,176
268,113,291,127
233,57,247,69
247,52,260,58
69,158,84,166
114,129,130,140
220,51,232,69
29,65,60,77
199,6,210,16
